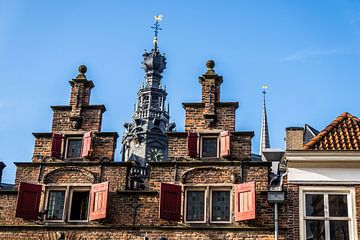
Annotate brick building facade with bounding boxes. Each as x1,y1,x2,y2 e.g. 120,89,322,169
0,55,288,239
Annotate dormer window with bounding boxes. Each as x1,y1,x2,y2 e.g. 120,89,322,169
66,137,83,158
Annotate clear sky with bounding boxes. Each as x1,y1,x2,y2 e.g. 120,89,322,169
1,0,360,183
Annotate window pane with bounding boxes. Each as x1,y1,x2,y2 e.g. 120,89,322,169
46,191,65,220
330,220,349,240
305,220,325,240
329,194,348,217
212,191,230,222
186,191,205,221
70,191,89,221
306,194,324,216
66,139,82,158
202,138,217,158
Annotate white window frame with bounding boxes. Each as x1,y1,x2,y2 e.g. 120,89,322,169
44,185,91,223
299,186,358,240
209,188,232,224
65,136,83,159
200,135,219,159
184,185,232,224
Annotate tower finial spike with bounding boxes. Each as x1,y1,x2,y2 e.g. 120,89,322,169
151,15,163,49
259,84,270,158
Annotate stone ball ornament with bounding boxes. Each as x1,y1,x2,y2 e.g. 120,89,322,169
78,64,87,74
206,60,215,70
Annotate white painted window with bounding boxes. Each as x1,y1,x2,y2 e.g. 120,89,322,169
299,187,357,240
184,186,231,224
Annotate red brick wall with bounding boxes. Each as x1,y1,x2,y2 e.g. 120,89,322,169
0,161,289,239
184,105,236,131
51,108,103,132
32,133,117,163
168,134,187,158
167,133,252,160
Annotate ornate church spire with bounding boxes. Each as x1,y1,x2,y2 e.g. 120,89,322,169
259,85,270,155
122,15,175,166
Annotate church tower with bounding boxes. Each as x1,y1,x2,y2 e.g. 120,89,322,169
122,16,175,166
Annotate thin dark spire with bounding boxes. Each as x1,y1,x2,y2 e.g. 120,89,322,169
259,85,270,155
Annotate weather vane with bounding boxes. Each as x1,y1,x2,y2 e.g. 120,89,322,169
151,15,163,48
262,84,268,94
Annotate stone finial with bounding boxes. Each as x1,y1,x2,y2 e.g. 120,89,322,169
76,65,87,79
206,60,215,70
206,60,215,71
205,60,216,75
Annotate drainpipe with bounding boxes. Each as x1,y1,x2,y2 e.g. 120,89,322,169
267,172,287,240
274,203,279,240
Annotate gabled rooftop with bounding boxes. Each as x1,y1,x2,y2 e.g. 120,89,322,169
303,112,360,150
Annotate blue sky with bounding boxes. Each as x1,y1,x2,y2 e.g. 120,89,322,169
1,0,360,183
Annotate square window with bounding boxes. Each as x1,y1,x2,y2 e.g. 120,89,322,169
69,190,90,221
211,191,230,222
66,138,82,158
46,190,65,220
186,191,205,222
202,138,217,158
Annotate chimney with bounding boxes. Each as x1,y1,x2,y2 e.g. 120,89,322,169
285,127,304,150
0,162,5,185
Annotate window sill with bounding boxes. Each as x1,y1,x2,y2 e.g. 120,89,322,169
64,157,84,161
117,190,159,195
43,221,90,225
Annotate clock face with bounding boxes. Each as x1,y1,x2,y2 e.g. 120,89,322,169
146,148,164,162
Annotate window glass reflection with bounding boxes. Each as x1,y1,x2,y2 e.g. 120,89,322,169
306,194,324,217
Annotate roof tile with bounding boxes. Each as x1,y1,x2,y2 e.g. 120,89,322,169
303,112,360,150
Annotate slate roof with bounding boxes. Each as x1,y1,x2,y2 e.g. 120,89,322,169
303,124,319,144
303,112,360,150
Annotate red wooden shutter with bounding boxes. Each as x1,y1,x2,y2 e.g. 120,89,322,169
81,131,92,157
159,183,181,221
220,131,231,157
51,133,63,158
89,181,109,221
235,182,256,221
15,182,42,220
187,132,198,158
